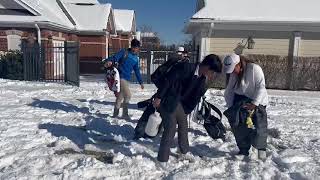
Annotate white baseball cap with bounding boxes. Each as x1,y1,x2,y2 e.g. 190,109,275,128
223,53,240,74
177,46,184,54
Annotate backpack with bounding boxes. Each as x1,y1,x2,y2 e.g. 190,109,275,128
112,49,129,71
196,97,226,140
151,58,179,88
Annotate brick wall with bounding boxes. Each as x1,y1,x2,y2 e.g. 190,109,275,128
79,35,107,74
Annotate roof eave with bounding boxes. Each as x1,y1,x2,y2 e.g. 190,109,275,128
185,18,320,33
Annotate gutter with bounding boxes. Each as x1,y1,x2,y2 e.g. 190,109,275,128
185,18,320,33
189,18,320,26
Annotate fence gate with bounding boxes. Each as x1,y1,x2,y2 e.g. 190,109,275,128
64,41,80,86
22,41,80,86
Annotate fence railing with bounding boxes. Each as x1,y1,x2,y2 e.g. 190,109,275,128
21,41,80,86
108,48,199,84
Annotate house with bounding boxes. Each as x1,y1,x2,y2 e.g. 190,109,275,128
61,1,117,73
0,0,78,52
140,32,160,50
0,0,120,74
185,0,320,90
185,0,320,60
110,9,137,54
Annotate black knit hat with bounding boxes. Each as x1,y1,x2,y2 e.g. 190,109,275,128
200,54,222,73
131,39,141,48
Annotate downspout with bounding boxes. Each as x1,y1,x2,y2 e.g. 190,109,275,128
35,24,41,46
201,22,214,60
206,22,214,56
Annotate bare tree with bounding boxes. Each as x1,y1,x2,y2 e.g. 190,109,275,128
139,25,153,33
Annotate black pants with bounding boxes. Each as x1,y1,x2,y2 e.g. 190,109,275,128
233,105,268,153
157,102,188,162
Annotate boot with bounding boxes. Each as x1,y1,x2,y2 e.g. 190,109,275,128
122,103,131,120
112,107,119,118
258,150,267,161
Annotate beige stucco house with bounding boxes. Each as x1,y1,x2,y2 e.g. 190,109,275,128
185,0,320,60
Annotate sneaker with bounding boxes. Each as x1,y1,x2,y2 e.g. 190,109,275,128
178,152,195,163
258,150,267,161
121,114,132,120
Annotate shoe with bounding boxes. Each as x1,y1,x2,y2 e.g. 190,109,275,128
238,149,249,156
112,107,119,118
178,152,195,163
258,150,267,161
122,103,131,120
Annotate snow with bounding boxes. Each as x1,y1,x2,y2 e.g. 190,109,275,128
61,0,99,4
193,0,320,22
114,9,135,33
63,3,112,31
1,76,320,179
18,0,75,28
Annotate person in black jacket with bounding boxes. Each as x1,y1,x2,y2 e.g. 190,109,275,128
134,53,190,139
153,54,222,162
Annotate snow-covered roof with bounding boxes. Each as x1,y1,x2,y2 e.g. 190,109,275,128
113,9,135,33
62,3,112,31
61,0,99,4
193,0,320,22
16,0,75,28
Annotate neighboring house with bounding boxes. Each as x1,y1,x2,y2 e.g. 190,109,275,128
185,0,320,60
61,1,116,73
0,0,79,80
0,0,78,52
110,9,136,54
0,0,118,74
140,32,160,50
185,0,320,90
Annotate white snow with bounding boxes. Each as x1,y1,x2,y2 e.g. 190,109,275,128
193,0,320,22
0,76,320,179
63,3,112,31
114,9,135,33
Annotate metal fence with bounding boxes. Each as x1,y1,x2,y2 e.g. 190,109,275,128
108,48,199,84
22,41,80,86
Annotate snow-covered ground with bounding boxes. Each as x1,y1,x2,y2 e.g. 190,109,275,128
0,76,320,180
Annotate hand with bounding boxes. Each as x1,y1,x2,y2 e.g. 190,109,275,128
140,84,144,90
104,61,113,68
243,103,257,111
152,98,161,108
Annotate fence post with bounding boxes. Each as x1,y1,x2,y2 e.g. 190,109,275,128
22,41,27,80
147,50,152,84
64,41,68,82
287,32,302,90
165,51,168,62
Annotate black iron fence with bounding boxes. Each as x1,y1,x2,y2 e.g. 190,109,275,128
108,48,199,84
22,41,80,86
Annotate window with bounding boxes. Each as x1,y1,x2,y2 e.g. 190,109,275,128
7,34,21,51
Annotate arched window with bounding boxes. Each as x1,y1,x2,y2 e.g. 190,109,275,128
7,34,21,51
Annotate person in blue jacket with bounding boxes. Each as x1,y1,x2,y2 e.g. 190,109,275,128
104,39,144,119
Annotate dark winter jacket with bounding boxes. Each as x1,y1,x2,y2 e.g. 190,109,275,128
223,94,253,128
155,62,207,114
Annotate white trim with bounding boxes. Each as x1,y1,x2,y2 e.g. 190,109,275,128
186,20,320,34
14,0,41,16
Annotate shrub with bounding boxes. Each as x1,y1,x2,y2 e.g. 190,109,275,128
0,50,24,80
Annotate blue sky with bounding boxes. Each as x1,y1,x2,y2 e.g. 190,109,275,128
99,0,196,45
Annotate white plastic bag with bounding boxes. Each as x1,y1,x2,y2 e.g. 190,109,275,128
145,112,162,137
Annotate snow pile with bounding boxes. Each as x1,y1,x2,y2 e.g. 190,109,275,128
0,77,320,179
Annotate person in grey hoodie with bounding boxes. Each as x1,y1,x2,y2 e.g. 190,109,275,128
223,53,268,160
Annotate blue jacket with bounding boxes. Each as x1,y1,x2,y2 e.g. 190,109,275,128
105,49,143,84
